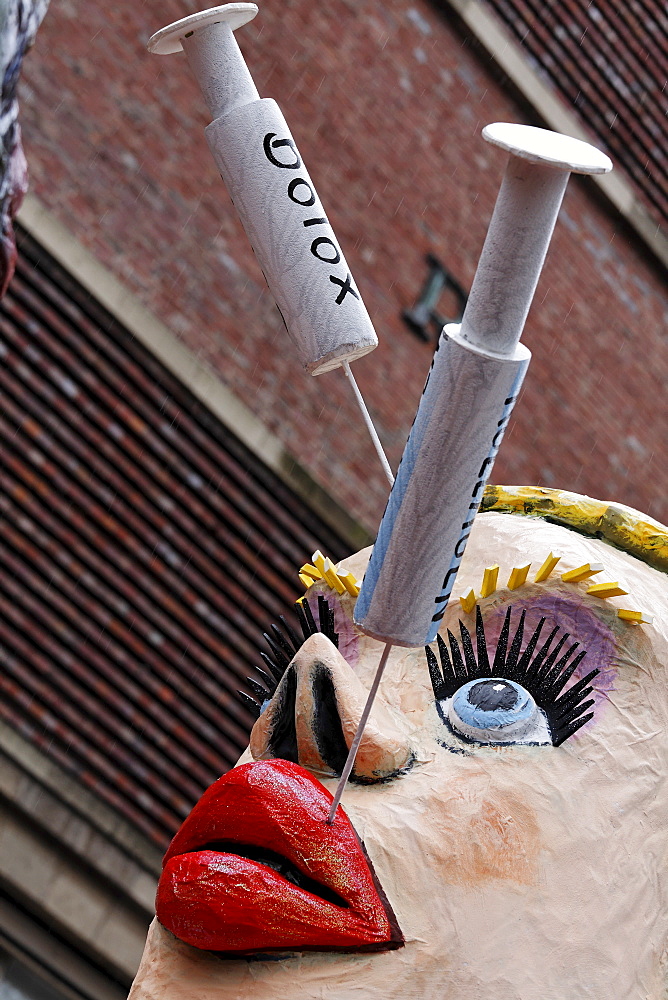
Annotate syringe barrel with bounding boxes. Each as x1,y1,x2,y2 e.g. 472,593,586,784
205,99,378,374
353,326,530,647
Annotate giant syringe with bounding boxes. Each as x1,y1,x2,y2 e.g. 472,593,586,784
148,3,394,486
328,124,612,821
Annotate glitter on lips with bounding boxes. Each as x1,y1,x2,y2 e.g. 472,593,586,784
156,759,403,954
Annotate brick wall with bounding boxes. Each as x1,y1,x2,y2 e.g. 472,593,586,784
18,0,668,532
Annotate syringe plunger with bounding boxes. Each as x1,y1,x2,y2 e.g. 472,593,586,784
182,18,259,118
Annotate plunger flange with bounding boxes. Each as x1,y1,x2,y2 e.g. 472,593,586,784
147,3,258,55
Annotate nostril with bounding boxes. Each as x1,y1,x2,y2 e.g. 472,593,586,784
249,632,415,782
268,665,298,763
248,665,300,765
311,662,349,775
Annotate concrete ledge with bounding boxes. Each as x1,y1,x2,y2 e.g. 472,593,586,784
0,721,162,877
0,895,127,1000
0,723,161,988
0,806,152,982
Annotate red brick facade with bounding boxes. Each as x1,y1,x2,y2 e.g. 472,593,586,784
19,0,668,532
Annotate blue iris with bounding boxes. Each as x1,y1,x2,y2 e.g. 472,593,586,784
449,678,537,739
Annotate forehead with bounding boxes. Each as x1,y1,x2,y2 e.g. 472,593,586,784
457,512,668,641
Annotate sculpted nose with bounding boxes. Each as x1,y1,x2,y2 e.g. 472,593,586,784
249,633,414,782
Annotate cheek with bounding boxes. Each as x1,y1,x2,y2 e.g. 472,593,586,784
421,772,541,887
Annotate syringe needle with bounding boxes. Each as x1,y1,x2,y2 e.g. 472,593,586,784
342,361,394,488
326,641,393,825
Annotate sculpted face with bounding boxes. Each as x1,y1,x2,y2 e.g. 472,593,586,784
130,504,668,1000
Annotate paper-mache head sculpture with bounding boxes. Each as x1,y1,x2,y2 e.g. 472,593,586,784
129,6,663,998
130,486,668,1000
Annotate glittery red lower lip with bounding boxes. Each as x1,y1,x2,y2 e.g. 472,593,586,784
156,759,403,954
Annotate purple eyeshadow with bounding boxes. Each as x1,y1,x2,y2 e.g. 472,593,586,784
483,594,617,720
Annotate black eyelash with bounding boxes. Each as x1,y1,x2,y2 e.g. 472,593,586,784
426,606,599,746
238,595,339,718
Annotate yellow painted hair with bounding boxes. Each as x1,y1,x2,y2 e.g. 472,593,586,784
481,486,668,575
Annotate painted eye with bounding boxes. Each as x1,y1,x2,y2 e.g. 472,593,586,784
426,606,600,746
447,678,550,745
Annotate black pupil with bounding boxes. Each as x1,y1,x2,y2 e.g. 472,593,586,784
467,679,518,711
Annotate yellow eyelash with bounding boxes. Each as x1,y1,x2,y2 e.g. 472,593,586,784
323,558,346,595
586,582,628,599
534,552,561,583
298,551,360,598
312,550,327,576
480,565,499,598
617,609,653,625
300,562,321,581
561,563,604,583
338,570,361,598
459,588,477,614
455,553,649,626
507,564,531,590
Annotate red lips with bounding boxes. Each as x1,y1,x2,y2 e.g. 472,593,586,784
156,759,402,954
